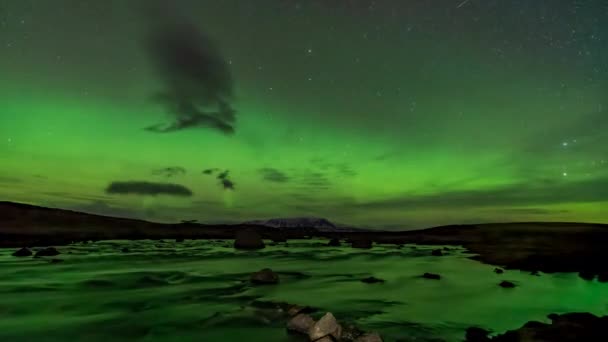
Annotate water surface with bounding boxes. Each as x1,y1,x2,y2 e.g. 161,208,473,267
1,240,607,341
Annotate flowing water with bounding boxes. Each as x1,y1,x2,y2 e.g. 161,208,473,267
1,239,607,341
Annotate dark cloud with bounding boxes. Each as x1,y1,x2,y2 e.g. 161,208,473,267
259,168,290,183
220,178,235,190
202,168,219,175
105,181,193,197
142,2,236,134
352,176,608,210
152,166,186,178
300,172,331,190
216,170,235,190
309,158,357,178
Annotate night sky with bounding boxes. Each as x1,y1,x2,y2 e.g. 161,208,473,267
1,0,607,229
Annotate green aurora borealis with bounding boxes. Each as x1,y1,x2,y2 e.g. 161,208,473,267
1,0,607,228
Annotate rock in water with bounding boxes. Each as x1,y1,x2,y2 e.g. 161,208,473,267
327,238,341,247
286,313,315,335
355,333,383,342
480,312,608,341
234,230,265,250
250,268,279,284
351,239,372,249
464,327,490,342
499,280,516,288
12,247,32,257
34,247,61,257
431,249,443,256
578,271,595,281
361,276,385,284
422,273,441,280
309,312,342,341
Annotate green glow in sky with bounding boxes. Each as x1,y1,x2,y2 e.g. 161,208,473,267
1,1,607,228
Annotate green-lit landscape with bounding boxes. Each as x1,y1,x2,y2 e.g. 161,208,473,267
1,0,608,341
2,239,608,342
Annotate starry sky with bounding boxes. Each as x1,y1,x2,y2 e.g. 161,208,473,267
1,0,607,229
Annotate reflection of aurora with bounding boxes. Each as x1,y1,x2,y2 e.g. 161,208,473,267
2,240,608,341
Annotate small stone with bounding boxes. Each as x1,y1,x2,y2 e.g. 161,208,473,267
250,268,279,284
422,273,441,280
431,249,443,256
494,268,504,274
309,312,342,341
34,247,61,257
286,313,315,335
361,276,385,284
499,280,516,288
12,247,32,257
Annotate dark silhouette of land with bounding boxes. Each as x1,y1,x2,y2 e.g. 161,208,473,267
2,201,608,279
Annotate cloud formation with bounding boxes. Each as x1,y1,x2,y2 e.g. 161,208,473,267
352,177,608,210
203,168,235,190
152,166,186,178
259,168,290,183
217,170,235,190
143,2,236,134
105,181,193,196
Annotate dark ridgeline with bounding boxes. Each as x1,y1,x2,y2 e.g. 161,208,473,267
3,201,608,281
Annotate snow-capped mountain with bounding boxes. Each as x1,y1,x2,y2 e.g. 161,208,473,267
244,217,372,232
245,217,336,229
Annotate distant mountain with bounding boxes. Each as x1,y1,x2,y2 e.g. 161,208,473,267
243,217,369,232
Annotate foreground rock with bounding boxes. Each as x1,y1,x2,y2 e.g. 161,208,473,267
234,230,265,250
465,327,491,342
499,280,516,288
34,247,60,257
361,276,385,284
431,249,443,256
309,312,342,341
465,313,608,341
12,247,32,257
287,314,315,335
250,268,279,284
422,272,441,280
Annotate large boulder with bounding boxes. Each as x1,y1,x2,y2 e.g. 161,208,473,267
34,247,61,257
250,268,279,285
12,247,32,257
234,230,265,250
355,333,383,342
287,313,315,335
309,312,342,341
